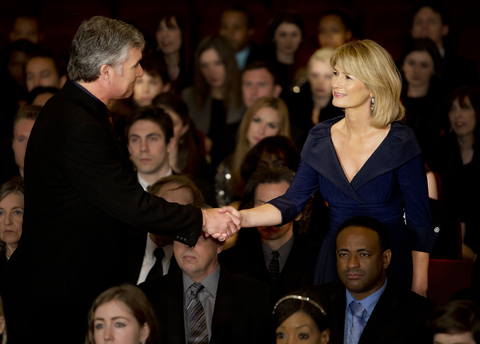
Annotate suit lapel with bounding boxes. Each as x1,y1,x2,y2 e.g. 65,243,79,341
210,267,234,344
330,286,346,344
127,233,147,283
167,272,186,343
358,284,397,344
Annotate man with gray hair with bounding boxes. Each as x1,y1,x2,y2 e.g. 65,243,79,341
2,16,239,344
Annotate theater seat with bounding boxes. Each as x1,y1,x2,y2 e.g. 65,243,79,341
428,259,474,306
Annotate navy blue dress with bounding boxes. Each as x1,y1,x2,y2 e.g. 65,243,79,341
269,116,438,288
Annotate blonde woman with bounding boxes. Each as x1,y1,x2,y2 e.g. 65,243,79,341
215,96,290,207
223,40,437,297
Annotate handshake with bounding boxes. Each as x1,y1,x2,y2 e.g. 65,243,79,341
201,206,243,241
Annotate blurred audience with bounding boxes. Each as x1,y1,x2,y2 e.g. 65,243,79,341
400,38,443,159
215,97,290,207
133,53,170,107
182,35,243,169
265,12,305,100
317,9,353,49
427,300,480,344
429,87,480,261
25,50,66,93
152,93,212,182
242,61,282,108
11,105,40,178
9,14,42,45
219,5,265,70
155,11,188,93
0,177,25,281
410,3,479,93
286,48,343,149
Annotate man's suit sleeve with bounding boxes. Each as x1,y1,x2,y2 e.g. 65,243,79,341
61,118,202,246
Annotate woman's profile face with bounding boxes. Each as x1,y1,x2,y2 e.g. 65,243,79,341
402,50,435,88
163,107,189,148
318,14,351,49
276,311,329,344
331,65,371,111
246,107,281,148
0,192,24,248
199,48,226,89
274,22,302,57
449,96,477,138
156,17,182,55
308,60,333,98
93,300,149,344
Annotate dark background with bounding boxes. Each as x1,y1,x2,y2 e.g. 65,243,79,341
1,0,480,76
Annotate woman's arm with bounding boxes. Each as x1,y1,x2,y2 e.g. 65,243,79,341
239,203,282,228
411,251,429,297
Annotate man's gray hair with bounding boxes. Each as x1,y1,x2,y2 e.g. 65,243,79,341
67,16,145,82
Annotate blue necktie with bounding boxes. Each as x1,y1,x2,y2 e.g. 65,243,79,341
186,283,208,344
346,301,365,344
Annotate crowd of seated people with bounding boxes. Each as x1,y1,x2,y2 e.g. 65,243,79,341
0,2,480,343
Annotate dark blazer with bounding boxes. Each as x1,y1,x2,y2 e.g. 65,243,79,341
219,231,319,300
127,232,180,284
311,281,435,344
140,266,275,344
2,80,203,344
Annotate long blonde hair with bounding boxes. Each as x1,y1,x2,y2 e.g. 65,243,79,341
230,97,290,197
331,39,404,128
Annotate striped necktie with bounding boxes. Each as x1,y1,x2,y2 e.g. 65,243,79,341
186,282,209,344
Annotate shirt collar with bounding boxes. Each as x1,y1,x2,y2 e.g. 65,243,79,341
261,232,295,261
137,167,173,191
182,264,220,297
72,81,103,104
346,278,387,316
235,46,251,70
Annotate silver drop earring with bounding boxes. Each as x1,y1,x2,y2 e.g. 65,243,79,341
370,97,375,111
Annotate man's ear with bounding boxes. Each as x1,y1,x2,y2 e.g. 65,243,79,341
99,64,111,82
383,249,392,269
167,137,176,154
273,85,282,98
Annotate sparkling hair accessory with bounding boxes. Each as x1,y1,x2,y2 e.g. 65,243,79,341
272,295,327,316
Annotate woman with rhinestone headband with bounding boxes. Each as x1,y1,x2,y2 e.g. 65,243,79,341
273,289,332,343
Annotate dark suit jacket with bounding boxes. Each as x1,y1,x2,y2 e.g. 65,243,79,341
140,266,275,344
127,232,180,284
2,80,203,344
311,281,435,344
219,231,319,300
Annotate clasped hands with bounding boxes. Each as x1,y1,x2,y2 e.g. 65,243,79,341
201,206,243,241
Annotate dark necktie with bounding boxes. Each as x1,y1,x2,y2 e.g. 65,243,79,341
186,283,208,344
268,251,280,286
145,247,164,281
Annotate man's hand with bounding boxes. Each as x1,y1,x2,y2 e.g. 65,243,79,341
201,207,241,241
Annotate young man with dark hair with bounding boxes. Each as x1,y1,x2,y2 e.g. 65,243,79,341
220,167,319,300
